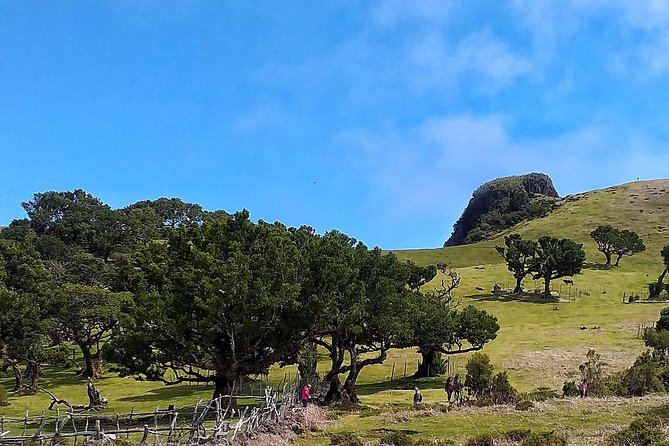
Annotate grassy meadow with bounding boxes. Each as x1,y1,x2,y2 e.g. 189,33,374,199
2,179,669,444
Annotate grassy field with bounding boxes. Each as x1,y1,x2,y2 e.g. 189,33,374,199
2,179,669,444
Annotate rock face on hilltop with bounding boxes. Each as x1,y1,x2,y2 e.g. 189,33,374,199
444,173,560,247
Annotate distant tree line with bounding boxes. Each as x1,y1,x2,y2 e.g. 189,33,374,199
0,189,499,403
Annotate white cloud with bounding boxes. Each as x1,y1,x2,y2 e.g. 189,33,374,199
336,115,669,221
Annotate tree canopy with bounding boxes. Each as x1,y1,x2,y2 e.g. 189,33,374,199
591,225,645,267
1,188,502,403
495,233,538,293
533,236,586,299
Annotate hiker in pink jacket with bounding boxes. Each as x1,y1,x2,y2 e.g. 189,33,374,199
301,384,311,407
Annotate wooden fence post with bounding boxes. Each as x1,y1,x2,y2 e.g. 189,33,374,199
139,424,149,446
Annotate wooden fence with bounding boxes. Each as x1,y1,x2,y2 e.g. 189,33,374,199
0,383,299,445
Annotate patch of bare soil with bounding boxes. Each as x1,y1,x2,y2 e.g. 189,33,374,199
502,345,643,389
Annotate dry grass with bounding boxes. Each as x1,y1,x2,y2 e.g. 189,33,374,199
235,405,330,446
502,345,644,389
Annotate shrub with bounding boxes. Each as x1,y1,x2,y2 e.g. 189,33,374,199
465,352,494,399
465,434,495,446
579,349,608,396
414,439,455,446
561,380,579,397
490,371,518,404
382,431,413,446
521,431,567,446
623,363,665,396
330,432,364,446
503,429,531,442
0,385,9,406
515,400,535,411
527,387,559,401
610,416,666,446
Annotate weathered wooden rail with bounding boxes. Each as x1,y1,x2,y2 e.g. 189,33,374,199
0,383,300,445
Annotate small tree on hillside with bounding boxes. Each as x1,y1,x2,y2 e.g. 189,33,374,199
51,284,131,378
591,225,645,267
590,225,619,266
496,233,538,293
612,229,645,267
532,236,586,299
649,246,669,299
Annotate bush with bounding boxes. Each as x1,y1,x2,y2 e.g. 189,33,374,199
503,429,531,442
527,387,559,401
465,353,494,399
330,432,364,446
521,431,567,446
414,439,455,446
465,434,495,446
611,416,666,446
515,400,535,411
0,385,9,406
490,371,518,404
381,431,413,446
623,363,665,396
561,380,579,397
579,349,608,396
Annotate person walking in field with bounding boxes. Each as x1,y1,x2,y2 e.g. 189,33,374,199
301,384,311,407
413,386,423,407
445,376,455,402
453,375,463,404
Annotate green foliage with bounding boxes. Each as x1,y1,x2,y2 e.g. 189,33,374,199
610,416,666,446
562,380,579,397
496,233,538,293
413,439,455,446
579,349,607,397
381,431,413,446
526,387,560,401
464,434,495,446
490,371,518,404
465,353,494,399
108,211,322,396
619,351,666,396
330,432,364,446
515,400,535,411
297,343,320,387
0,385,10,406
650,246,669,299
521,431,567,446
503,429,531,442
533,236,586,299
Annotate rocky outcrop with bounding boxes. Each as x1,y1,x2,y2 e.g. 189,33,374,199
444,173,560,247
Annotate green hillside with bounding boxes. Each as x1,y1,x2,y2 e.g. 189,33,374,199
391,179,669,390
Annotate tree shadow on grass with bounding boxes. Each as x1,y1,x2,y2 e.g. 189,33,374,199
583,262,613,271
356,377,445,396
467,292,558,305
118,384,213,403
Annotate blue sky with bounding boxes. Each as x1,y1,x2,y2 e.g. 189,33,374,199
3,1,669,249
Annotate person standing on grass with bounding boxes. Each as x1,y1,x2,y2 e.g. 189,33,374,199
445,376,455,402
578,379,588,398
301,384,311,407
453,375,463,404
413,386,423,407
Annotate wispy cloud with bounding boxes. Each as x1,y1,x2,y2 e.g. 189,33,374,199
335,114,669,226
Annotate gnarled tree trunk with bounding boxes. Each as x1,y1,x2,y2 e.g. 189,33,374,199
414,348,442,378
